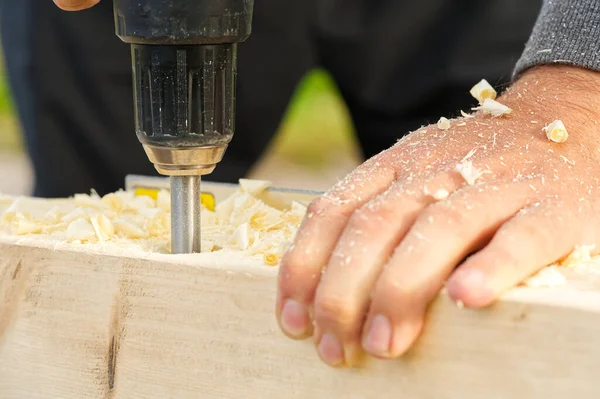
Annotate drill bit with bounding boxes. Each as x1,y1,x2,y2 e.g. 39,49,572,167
170,176,202,254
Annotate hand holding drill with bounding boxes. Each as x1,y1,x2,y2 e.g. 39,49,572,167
54,0,99,10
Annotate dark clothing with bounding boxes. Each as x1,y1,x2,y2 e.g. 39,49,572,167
0,0,541,197
516,0,600,77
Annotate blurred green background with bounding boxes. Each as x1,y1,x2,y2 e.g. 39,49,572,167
0,58,20,151
271,69,361,169
0,55,361,171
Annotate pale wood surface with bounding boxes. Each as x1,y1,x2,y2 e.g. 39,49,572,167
1,241,600,399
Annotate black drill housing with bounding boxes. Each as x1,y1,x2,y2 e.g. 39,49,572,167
113,0,254,149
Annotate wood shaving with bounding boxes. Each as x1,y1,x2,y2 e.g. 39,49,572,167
432,189,450,201
264,253,280,266
239,179,271,196
437,117,451,130
524,266,567,288
66,218,96,242
470,79,497,104
472,99,512,117
543,120,569,143
0,180,307,266
455,160,484,186
525,245,599,288
90,214,114,243
560,245,596,267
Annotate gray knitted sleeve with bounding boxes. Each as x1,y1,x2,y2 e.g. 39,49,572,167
514,0,600,78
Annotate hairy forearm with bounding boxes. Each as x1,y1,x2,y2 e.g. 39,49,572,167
515,0,600,78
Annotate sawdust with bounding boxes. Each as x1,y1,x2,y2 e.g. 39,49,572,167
0,179,306,266
472,99,513,117
522,245,600,288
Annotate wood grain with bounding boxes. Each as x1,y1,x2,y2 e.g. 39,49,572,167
1,241,600,398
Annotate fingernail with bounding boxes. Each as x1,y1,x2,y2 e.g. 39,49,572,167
390,320,422,357
280,299,310,337
362,315,392,356
318,333,344,366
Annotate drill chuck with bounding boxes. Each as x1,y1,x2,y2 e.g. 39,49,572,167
131,43,236,176
113,0,253,45
113,0,254,177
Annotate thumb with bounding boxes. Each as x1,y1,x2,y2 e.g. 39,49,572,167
54,0,100,11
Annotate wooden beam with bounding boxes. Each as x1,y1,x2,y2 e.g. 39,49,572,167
1,239,600,398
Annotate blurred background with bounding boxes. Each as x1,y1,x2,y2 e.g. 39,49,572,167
0,54,362,195
0,1,542,197
0,52,33,195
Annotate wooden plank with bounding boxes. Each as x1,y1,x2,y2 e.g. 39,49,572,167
1,239,600,398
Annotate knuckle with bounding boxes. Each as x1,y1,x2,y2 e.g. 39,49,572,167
371,279,425,316
479,243,521,275
277,273,318,302
422,201,469,229
314,293,359,329
278,256,320,292
306,197,329,216
307,196,354,221
496,217,555,257
348,192,406,233
376,275,418,302
280,244,302,267
347,207,387,234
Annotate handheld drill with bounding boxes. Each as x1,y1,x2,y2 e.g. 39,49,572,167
112,0,254,254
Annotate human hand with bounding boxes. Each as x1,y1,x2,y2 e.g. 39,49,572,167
53,0,99,11
276,65,600,366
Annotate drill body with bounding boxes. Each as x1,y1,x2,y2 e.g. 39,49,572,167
113,0,254,253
